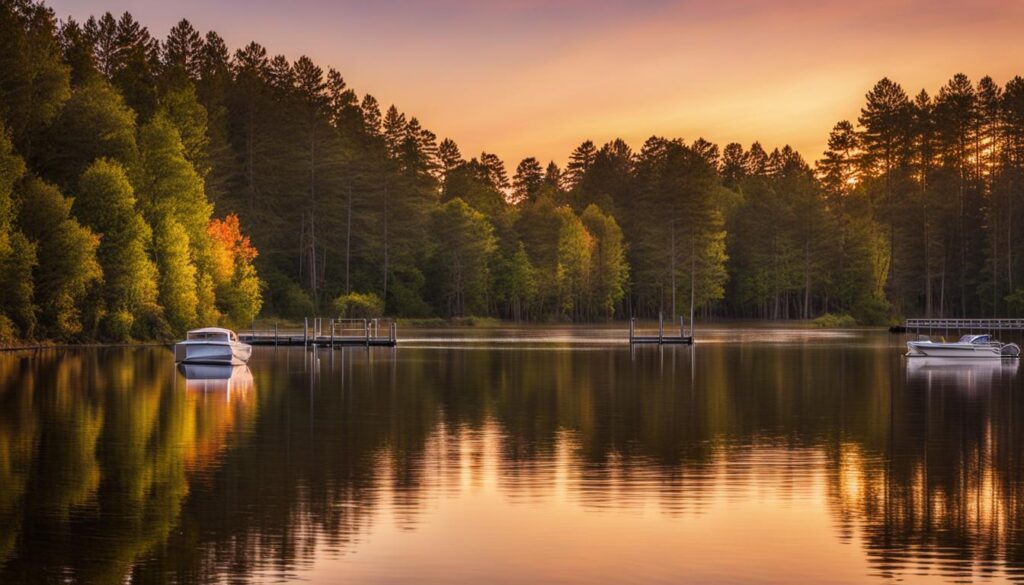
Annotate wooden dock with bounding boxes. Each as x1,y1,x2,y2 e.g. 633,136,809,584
239,318,397,347
894,318,1024,334
629,315,693,345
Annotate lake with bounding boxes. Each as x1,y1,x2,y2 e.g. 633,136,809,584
1,327,1022,584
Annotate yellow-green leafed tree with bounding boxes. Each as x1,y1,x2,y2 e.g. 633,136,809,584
74,159,160,340
16,178,101,339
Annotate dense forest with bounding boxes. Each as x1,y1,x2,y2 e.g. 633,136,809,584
2,1,1024,342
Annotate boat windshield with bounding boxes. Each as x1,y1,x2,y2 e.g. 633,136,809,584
958,334,990,344
187,331,230,342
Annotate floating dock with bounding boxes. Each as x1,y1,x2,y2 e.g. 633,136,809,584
892,318,1024,335
239,318,397,347
629,315,693,345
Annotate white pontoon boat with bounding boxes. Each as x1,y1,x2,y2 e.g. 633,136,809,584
906,334,1020,358
174,327,252,365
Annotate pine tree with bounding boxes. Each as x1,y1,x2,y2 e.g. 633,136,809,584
934,73,980,317
58,17,100,85
563,140,596,190
858,78,912,304
110,12,160,118
512,157,543,204
479,152,509,191
161,18,203,83
0,0,71,158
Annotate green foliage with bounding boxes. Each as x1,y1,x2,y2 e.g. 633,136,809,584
429,198,496,316
101,309,133,342
42,79,137,187
17,178,102,338
0,232,37,337
158,83,210,174
266,275,314,319
217,261,263,326
0,0,71,157
581,204,628,318
813,313,857,328
134,111,211,248
0,314,17,344
1007,288,1024,315
852,296,894,327
75,159,160,332
555,206,592,318
154,219,198,334
3,1,1023,337
497,242,537,321
333,292,385,318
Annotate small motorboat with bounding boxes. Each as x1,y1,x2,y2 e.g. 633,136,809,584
906,334,1021,358
174,327,252,365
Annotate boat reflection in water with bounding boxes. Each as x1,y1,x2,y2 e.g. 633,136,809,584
906,356,1020,390
177,363,254,398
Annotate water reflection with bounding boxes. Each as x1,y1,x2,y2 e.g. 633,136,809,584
178,363,254,395
0,334,1021,584
907,357,1020,390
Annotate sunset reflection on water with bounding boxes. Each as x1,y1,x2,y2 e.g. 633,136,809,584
0,330,1022,584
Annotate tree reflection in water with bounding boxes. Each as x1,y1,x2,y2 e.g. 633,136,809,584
0,333,1021,583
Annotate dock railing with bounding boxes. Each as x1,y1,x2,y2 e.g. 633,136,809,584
904,318,1024,333
240,317,398,346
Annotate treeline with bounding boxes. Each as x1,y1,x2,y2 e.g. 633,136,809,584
2,2,1023,340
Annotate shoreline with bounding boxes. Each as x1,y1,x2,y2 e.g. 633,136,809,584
0,320,896,352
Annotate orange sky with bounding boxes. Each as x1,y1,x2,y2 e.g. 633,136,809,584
50,0,1024,168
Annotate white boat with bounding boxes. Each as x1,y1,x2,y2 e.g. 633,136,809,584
906,334,1021,358
174,327,252,365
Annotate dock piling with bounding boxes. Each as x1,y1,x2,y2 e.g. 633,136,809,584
628,314,693,345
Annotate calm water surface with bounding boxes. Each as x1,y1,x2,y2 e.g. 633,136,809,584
1,327,1023,584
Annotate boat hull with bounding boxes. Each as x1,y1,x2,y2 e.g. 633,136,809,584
174,341,252,365
906,341,1003,358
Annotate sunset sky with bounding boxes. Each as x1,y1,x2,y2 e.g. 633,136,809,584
48,0,1024,168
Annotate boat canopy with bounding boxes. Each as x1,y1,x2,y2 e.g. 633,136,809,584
957,334,991,344
186,327,238,342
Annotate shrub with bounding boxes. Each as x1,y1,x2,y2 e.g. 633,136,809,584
813,313,857,328
271,281,314,319
852,297,893,326
333,292,384,318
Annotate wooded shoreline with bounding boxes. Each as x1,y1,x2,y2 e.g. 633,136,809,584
2,2,1023,345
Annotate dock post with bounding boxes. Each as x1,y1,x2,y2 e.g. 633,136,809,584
658,312,663,343
275,322,279,346
629,318,635,342
330,319,335,347
680,316,684,338
365,319,369,347
304,317,308,347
